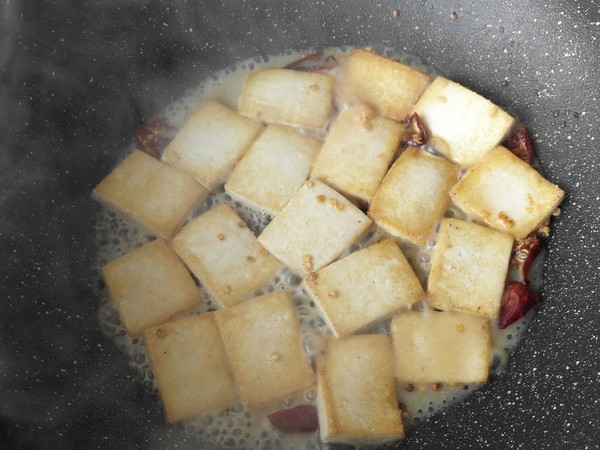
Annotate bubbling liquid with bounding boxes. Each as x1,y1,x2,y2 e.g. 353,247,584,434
93,46,543,449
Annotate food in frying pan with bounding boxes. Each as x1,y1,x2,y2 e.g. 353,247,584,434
93,47,564,448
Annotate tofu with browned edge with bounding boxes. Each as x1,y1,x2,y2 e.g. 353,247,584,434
225,124,321,216
144,313,237,423
336,48,431,121
258,179,372,275
170,204,281,307
311,103,405,205
304,239,424,337
216,290,315,410
428,218,513,318
102,239,203,337
391,311,492,384
317,334,404,445
413,76,515,167
162,100,263,191
450,145,565,240
92,149,207,239
369,148,458,245
239,68,335,128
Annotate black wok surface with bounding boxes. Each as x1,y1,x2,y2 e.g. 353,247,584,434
2,1,599,448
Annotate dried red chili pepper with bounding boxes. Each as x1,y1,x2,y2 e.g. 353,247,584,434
267,404,319,433
135,116,177,159
284,53,338,72
498,281,540,329
401,112,428,147
503,127,535,164
512,233,543,285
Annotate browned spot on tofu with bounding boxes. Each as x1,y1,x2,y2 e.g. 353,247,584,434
433,383,444,392
305,180,314,188
270,352,281,362
456,324,465,333
155,328,168,338
222,285,232,294
498,211,515,229
316,194,326,203
238,221,247,228
335,201,345,211
308,84,319,92
360,107,375,130
217,233,226,241
246,256,256,263
306,271,318,282
327,290,338,298
302,254,314,273
259,248,270,257
404,383,415,392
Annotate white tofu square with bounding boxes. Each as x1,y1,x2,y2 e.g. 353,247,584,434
369,148,458,245
257,179,372,275
317,334,404,445
224,124,321,216
413,76,516,167
170,204,281,307
92,149,207,239
428,218,513,318
450,145,565,240
102,239,203,337
311,104,405,205
239,68,335,128
161,100,263,191
215,290,316,410
335,48,431,121
391,311,492,384
304,239,424,337
143,313,237,423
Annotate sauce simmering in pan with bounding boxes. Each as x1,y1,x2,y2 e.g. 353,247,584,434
93,46,553,449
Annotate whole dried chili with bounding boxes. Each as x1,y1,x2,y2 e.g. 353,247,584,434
512,233,543,285
267,404,319,433
284,53,338,72
135,116,177,159
401,112,428,147
498,281,540,329
503,127,534,164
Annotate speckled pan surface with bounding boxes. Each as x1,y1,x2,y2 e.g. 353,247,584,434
1,0,599,449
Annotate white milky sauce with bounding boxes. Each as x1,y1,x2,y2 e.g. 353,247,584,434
93,46,545,449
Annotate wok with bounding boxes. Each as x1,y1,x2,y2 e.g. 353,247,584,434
2,0,599,448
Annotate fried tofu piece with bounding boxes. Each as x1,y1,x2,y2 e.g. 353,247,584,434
143,313,237,423
450,145,565,240
92,149,207,239
304,239,424,337
161,100,262,191
170,204,281,307
102,239,203,337
215,290,315,410
239,68,335,128
311,104,405,205
413,77,516,167
317,334,404,445
224,124,321,216
335,48,431,121
368,148,458,245
257,179,372,275
391,311,492,384
428,218,513,318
